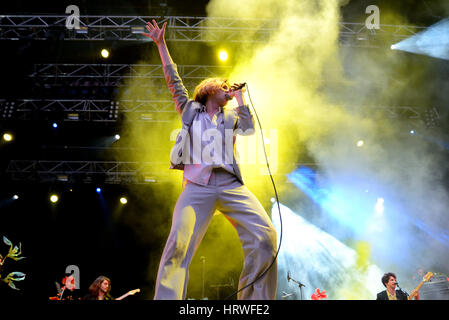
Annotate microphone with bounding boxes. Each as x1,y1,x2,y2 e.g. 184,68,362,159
287,271,291,282
225,83,247,101
231,82,247,91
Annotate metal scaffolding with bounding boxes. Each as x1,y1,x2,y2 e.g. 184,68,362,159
0,15,426,45
5,160,169,184
0,98,434,123
0,15,438,185
29,63,232,88
5,159,315,184
0,98,177,122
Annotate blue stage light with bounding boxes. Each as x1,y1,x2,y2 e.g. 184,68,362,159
391,18,449,60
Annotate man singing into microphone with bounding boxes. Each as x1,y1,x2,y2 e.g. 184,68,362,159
376,272,408,300
142,20,277,300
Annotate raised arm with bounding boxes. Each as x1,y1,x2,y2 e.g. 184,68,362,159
142,20,189,114
142,20,173,66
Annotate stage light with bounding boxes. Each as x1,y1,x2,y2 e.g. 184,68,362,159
143,176,156,183
288,167,380,235
67,113,79,121
13,195,19,200
50,194,59,203
101,49,110,58
410,130,415,135
3,133,13,142
141,113,153,121
131,27,144,34
356,140,364,147
57,175,68,182
375,197,384,215
271,202,384,300
114,134,120,140
52,122,58,128
76,26,88,34
218,50,228,62
390,18,449,60
120,197,128,204
96,187,101,193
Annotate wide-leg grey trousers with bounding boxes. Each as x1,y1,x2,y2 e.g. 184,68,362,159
154,168,277,300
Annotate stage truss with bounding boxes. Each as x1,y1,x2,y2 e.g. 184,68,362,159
5,160,168,184
0,15,440,185
0,15,426,47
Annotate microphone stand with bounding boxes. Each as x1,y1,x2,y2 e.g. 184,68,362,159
200,256,206,300
396,283,409,299
210,281,233,300
287,271,306,300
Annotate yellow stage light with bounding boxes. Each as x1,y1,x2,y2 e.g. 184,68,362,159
3,133,13,142
218,50,228,62
356,140,364,147
120,197,128,204
101,49,110,58
50,194,59,203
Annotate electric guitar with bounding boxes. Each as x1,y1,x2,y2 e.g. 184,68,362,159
408,272,433,300
115,288,140,300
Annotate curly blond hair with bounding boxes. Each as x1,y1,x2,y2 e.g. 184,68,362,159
193,78,230,105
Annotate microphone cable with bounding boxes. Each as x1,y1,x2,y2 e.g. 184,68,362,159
224,84,283,300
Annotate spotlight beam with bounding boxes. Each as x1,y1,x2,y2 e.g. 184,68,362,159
390,17,449,60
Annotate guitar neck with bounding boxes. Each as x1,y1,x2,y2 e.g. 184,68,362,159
115,292,129,301
408,272,433,300
115,289,140,300
408,281,425,300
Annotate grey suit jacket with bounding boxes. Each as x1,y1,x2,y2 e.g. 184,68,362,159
163,63,255,185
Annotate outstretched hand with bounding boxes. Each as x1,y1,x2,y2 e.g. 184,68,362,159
142,19,167,45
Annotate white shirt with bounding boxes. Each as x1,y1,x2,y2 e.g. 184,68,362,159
183,106,235,185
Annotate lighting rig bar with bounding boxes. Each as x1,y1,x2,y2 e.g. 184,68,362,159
0,98,436,124
0,99,177,122
5,160,316,184
6,160,168,184
21,62,441,125
0,15,275,42
0,15,426,46
29,63,232,87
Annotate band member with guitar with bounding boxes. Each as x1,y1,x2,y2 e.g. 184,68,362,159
83,275,140,300
376,271,434,300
